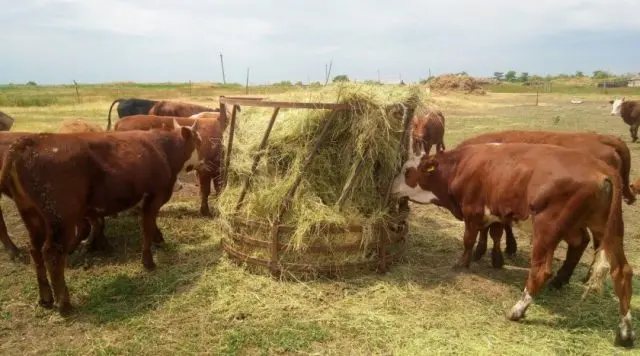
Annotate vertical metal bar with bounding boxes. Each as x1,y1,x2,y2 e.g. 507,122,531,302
235,107,281,211
223,103,238,188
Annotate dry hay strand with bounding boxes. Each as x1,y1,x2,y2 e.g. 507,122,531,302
429,74,486,95
217,84,424,277
57,118,104,133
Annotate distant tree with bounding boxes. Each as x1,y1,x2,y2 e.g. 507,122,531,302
518,72,529,82
493,72,504,81
592,70,612,79
276,80,293,86
504,70,517,82
309,81,322,87
26,81,37,86
575,71,584,78
364,80,381,85
529,74,544,82
457,71,468,76
295,81,304,86
332,75,350,83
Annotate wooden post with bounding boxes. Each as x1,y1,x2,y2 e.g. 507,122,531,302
73,80,80,102
223,102,238,187
189,80,192,96
235,107,281,211
245,67,250,94
219,53,227,84
535,82,539,106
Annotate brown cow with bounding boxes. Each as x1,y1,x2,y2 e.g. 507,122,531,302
0,121,201,314
58,118,104,133
610,97,640,142
455,130,635,274
411,109,445,156
113,114,225,217
148,100,221,118
391,143,635,346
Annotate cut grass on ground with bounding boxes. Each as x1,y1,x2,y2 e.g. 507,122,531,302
1,86,640,355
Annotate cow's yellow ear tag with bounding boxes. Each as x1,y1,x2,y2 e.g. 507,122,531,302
426,166,435,172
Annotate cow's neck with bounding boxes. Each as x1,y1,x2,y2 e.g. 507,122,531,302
154,132,190,175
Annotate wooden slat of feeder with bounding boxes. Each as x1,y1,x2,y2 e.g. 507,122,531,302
219,97,350,111
221,104,239,187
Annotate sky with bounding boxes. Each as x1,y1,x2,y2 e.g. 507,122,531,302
1,0,639,85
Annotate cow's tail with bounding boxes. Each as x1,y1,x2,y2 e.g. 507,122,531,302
583,174,622,298
0,137,35,195
601,135,634,204
107,99,123,131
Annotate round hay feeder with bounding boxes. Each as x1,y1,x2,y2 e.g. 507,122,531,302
217,89,419,278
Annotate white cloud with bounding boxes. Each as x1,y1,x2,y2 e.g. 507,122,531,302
1,0,639,83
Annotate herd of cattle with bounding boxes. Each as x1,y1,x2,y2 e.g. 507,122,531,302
1,94,640,347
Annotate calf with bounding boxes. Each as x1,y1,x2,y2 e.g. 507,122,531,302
114,114,225,217
106,98,158,130
411,110,445,156
392,143,635,346
149,100,220,118
0,121,201,314
610,97,640,142
456,130,635,272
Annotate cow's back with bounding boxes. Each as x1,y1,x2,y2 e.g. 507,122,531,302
621,101,640,125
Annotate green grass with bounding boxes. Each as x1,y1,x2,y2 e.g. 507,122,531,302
1,84,640,355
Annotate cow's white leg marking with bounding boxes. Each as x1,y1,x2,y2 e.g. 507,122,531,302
508,287,532,321
619,311,636,342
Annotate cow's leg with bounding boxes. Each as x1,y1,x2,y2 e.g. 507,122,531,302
550,228,590,289
424,141,433,157
504,224,517,256
602,244,636,346
86,217,110,252
197,170,213,217
508,221,558,321
489,223,505,268
411,137,421,156
455,222,480,269
630,124,639,143
140,194,167,270
0,207,22,261
43,220,73,315
473,227,489,261
22,212,53,308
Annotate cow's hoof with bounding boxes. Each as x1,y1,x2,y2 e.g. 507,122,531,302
472,247,485,261
615,330,636,348
507,308,525,322
143,260,156,271
200,208,213,218
452,261,470,270
491,251,504,269
505,245,517,257
59,303,73,317
38,298,54,309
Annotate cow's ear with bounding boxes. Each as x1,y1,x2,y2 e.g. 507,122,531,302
419,158,438,174
173,119,181,130
180,126,193,140
191,118,200,133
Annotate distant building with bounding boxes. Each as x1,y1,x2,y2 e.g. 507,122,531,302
628,76,640,87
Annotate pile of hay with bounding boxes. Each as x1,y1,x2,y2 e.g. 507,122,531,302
217,84,423,270
429,74,485,94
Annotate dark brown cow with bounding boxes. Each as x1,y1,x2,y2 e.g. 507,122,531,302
610,97,640,142
148,100,221,118
0,121,201,314
114,114,225,217
391,143,635,346
456,130,635,273
411,110,445,156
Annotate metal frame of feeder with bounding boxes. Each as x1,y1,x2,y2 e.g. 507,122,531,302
218,95,417,276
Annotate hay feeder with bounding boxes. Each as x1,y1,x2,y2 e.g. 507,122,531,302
218,94,415,278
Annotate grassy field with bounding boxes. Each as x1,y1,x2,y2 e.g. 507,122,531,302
1,83,640,355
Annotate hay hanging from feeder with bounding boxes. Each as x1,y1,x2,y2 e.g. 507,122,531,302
218,84,423,269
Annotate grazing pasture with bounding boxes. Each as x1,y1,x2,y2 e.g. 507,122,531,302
1,83,640,355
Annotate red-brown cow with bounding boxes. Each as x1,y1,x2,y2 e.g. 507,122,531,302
148,100,221,118
455,130,635,274
0,121,201,314
113,114,225,217
411,110,445,156
610,97,640,142
392,143,635,346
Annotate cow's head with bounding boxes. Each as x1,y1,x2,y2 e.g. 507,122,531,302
392,154,443,205
609,97,625,116
172,119,203,173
